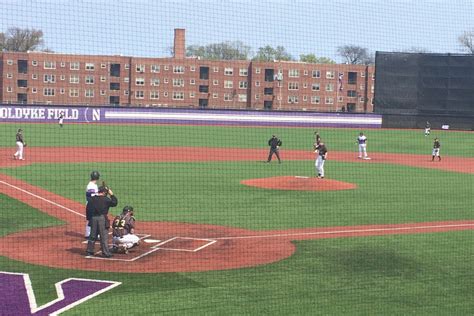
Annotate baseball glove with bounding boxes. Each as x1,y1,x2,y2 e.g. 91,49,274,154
23,143,27,147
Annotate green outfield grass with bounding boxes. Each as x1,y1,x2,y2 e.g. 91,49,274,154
0,122,473,315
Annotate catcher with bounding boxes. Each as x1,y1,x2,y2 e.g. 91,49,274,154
111,205,140,254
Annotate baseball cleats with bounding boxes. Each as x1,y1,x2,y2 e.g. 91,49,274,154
85,251,94,257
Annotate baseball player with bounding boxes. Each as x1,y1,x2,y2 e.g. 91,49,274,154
356,132,370,159
58,111,65,128
424,121,431,136
85,171,100,238
112,206,140,254
13,128,26,160
266,135,282,163
315,141,328,178
432,138,441,161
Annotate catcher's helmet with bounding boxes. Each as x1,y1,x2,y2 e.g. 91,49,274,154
122,205,134,214
90,170,100,180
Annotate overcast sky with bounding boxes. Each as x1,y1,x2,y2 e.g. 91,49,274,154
1,0,473,62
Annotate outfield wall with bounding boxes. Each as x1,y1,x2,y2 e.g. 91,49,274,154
0,105,382,128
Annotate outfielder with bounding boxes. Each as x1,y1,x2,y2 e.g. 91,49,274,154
13,128,26,160
85,171,100,238
112,206,140,254
357,132,370,159
315,141,328,178
424,121,431,136
58,111,65,128
432,138,441,161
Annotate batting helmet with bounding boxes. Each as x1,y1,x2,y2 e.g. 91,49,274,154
90,170,100,180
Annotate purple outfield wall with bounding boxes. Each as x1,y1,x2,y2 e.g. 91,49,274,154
0,105,382,128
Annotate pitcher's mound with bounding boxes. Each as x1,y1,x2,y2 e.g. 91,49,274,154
241,176,357,191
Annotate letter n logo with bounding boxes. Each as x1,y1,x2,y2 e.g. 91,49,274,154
0,271,120,315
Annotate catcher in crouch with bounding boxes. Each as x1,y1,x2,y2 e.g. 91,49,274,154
111,205,140,254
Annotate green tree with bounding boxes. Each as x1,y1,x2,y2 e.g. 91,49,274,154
252,45,293,61
186,41,251,60
1,27,44,52
299,53,335,64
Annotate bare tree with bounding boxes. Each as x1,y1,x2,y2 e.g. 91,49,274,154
337,45,373,64
3,27,44,52
458,31,474,54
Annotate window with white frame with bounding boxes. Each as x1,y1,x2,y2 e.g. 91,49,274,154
44,61,56,69
326,71,335,79
7,59,13,65
85,63,95,71
6,73,13,78
163,91,168,97
213,66,219,72
43,88,55,96
325,97,334,104
163,78,169,84
150,91,159,99
224,93,232,101
135,78,145,86
359,97,365,102
312,70,321,78
224,80,233,88
312,83,320,91
172,91,184,100
70,62,80,70
212,93,218,99
124,64,130,69
311,96,320,104
303,70,308,76
338,96,344,102
150,64,160,73
101,63,106,69
213,80,219,86
150,78,160,86
255,68,261,74
238,94,247,102
173,65,185,73
32,74,38,80
100,89,106,96
124,90,129,95
189,79,195,85
100,76,106,82
239,68,248,76
85,89,94,97
255,94,260,100
360,84,365,90
6,87,13,93
32,60,38,66
255,81,260,86
164,65,169,71
69,89,79,97
190,66,196,72
173,78,185,87
360,72,366,77
288,69,299,78
303,95,308,101
43,74,56,83
136,64,145,72
31,87,37,93
123,77,129,83
224,68,234,75
239,81,248,89
325,83,334,91
85,75,95,84
60,75,65,81
135,90,144,99
288,95,298,103
60,62,66,68
288,82,299,90
189,92,195,98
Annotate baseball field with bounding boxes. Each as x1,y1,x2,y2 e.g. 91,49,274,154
0,122,473,315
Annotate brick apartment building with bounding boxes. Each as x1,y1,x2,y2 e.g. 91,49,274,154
0,29,374,112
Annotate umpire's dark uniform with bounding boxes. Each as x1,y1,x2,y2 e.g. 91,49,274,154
86,187,118,257
267,135,282,163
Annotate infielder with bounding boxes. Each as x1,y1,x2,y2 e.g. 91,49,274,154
85,171,100,238
315,141,328,178
432,138,441,161
112,206,140,254
424,121,431,136
357,132,370,159
13,128,26,160
266,135,282,163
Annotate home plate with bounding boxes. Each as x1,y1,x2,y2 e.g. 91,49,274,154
143,239,161,243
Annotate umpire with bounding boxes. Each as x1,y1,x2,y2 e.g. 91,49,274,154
86,185,118,258
266,135,282,163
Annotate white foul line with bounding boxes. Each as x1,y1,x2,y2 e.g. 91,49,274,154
0,180,85,218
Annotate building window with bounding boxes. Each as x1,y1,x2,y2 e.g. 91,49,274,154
173,65,185,73
69,89,79,97
59,62,65,68
110,82,120,90
238,94,247,102
189,92,195,98
312,70,320,78
135,91,144,99
6,87,13,93
213,80,219,86
85,63,95,71
190,66,196,72
360,84,365,90
255,94,260,100
124,90,129,95
224,93,232,101
325,83,334,91
239,81,248,89
213,66,219,72
255,81,260,87
43,88,55,96
303,95,308,101
60,75,65,81
325,97,334,104
359,97,365,103
255,68,261,74
326,71,335,79
44,74,56,83
224,80,233,88
135,78,145,86
101,63,107,69
224,68,234,76
288,95,298,103
288,69,299,78
17,79,28,88
288,82,299,90
164,65,169,71
172,91,184,100
7,73,13,78
212,93,218,99
311,96,320,104
32,60,38,66
303,70,308,76
70,62,80,70
264,87,273,95
239,68,248,76
100,89,106,96
173,78,185,87
100,76,107,82
124,64,130,70
151,78,160,86
189,79,195,85
150,64,160,73
85,89,94,97
348,72,357,84
32,74,38,80
347,90,357,97
199,85,209,93
44,61,56,69
361,72,366,77
303,83,308,89
31,87,37,93
70,75,79,84
123,77,129,83
7,59,14,65
150,91,159,99
164,78,169,84
136,64,145,72
85,75,95,84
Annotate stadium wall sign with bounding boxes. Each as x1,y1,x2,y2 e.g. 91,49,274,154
0,104,382,128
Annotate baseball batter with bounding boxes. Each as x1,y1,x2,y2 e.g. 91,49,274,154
85,171,100,238
13,128,26,160
315,141,328,178
432,138,441,161
357,132,370,159
112,206,140,254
